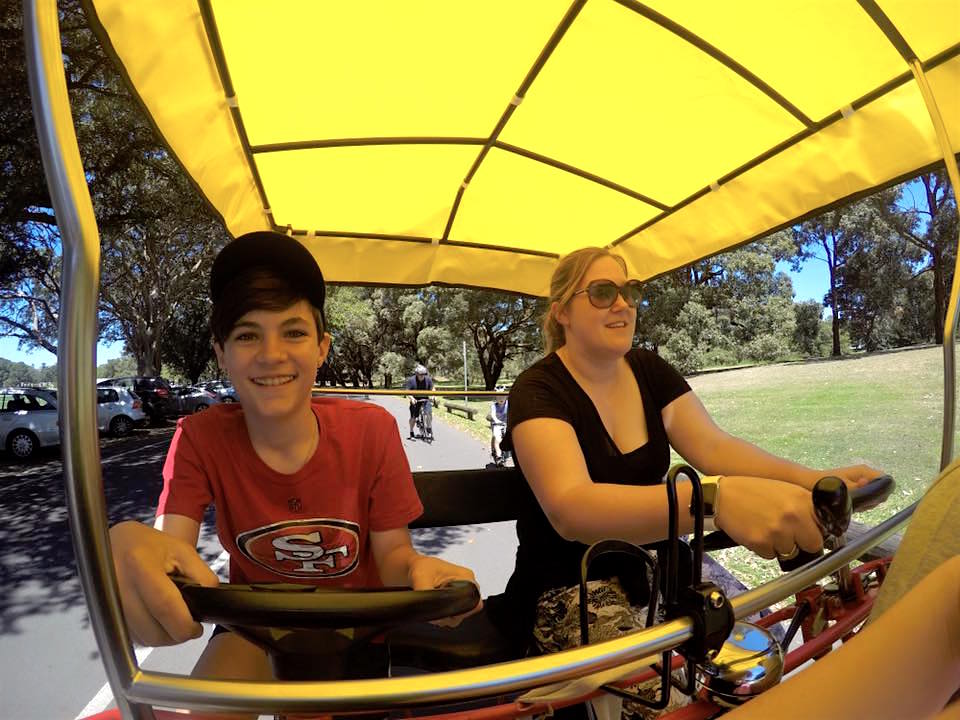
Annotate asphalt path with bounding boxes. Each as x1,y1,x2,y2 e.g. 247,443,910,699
0,396,518,719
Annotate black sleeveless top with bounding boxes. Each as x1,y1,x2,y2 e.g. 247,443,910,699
491,349,690,643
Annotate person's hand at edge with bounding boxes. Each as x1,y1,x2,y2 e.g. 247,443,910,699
110,521,219,647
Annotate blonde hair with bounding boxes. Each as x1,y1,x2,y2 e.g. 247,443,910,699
542,247,628,355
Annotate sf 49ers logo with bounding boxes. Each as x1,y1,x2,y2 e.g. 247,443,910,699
236,519,360,579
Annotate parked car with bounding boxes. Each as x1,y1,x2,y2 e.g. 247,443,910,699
200,380,238,403
96,376,174,423
0,387,59,461
96,386,147,436
169,386,220,415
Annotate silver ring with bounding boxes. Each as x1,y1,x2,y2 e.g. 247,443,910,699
776,544,800,561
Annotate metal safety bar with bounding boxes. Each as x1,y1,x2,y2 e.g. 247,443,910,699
20,0,929,715
314,387,510,397
122,505,914,715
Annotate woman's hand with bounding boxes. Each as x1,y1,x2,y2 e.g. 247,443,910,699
110,520,218,647
714,476,823,560
817,464,882,490
408,555,483,627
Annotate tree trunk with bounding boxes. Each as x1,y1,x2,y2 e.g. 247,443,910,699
933,247,945,345
828,266,841,357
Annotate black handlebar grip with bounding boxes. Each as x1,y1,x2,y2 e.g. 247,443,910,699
778,476,850,572
850,474,895,511
811,475,851,537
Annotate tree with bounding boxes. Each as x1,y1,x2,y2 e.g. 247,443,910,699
326,287,379,386
0,358,43,386
452,289,543,389
163,296,215,384
0,224,62,353
793,301,824,357
790,201,876,356
874,171,957,344
97,210,225,376
838,224,919,351
1,1,228,375
97,355,138,379
636,239,796,371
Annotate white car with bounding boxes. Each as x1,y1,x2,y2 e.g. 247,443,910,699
96,386,148,436
0,387,60,461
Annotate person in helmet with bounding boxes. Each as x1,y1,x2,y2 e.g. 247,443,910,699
489,386,509,465
405,364,434,440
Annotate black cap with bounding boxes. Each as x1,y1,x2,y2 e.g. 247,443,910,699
210,231,326,319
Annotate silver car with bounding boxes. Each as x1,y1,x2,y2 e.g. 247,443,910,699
0,387,59,461
199,380,237,403
96,386,148,436
170,386,221,415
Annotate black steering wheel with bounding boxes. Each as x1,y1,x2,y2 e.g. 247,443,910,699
172,577,479,629
171,577,480,680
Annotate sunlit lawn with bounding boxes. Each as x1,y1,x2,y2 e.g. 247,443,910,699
438,346,949,586
683,346,948,585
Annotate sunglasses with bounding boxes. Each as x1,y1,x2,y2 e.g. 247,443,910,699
571,279,643,309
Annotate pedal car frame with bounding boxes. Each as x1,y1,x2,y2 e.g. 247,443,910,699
23,0,959,717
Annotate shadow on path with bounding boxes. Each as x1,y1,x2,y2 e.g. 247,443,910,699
410,525,472,554
0,426,175,636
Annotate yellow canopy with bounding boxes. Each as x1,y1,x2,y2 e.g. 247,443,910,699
84,0,960,296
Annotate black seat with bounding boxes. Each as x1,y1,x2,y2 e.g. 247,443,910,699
409,466,532,528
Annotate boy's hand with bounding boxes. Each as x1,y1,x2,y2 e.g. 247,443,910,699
110,521,218,647
408,555,483,627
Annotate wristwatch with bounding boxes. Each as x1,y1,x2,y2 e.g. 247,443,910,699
695,475,722,519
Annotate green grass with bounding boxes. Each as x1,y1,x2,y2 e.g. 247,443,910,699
432,396,501,443
679,346,948,587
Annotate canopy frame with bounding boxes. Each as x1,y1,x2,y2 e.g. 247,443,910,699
22,0,960,716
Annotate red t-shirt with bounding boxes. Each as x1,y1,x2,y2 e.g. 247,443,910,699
156,397,423,586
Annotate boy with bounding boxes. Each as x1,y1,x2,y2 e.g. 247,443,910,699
109,231,477,681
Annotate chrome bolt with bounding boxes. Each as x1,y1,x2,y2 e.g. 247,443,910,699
709,590,725,609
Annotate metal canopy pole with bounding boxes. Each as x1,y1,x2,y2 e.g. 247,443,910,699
905,61,960,471
857,0,960,470
23,1,152,718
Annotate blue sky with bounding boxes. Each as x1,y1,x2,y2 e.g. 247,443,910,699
778,259,829,303
0,336,124,368
1,262,831,368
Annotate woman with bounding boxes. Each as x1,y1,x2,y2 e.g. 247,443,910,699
499,247,879,715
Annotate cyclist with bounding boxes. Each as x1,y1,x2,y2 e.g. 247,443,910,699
406,364,434,440
488,387,509,465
